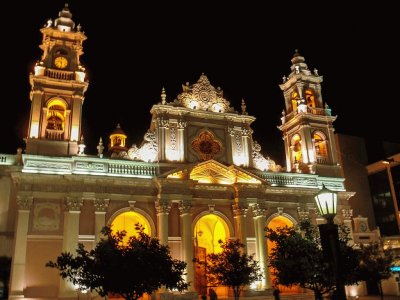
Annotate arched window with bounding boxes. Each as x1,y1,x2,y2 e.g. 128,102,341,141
313,132,328,164
305,89,316,109
291,134,302,163
291,90,299,112
45,98,66,140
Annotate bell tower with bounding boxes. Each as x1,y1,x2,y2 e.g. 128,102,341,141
278,50,340,176
26,4,89,156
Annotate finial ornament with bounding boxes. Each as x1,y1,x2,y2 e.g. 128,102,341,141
282,75,287,82
46,19,53,28
241,98,248,115
161,87,166,104
313,68,319,76
65,3,69,8
77,135,86,155
97,137,104,158
77,24,81,32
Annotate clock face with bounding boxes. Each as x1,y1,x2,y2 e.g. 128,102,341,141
359,222,367,232
54,56,68,69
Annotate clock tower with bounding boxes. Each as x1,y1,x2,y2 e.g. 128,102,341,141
26,4,88,156
278,50,340,176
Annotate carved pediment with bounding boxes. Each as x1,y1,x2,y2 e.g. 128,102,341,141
188,160,265,185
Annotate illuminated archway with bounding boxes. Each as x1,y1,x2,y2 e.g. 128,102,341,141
291,90,299,112
45,98,67,140
313,131,328,164
194,214,230,298
110,211,151,244
305,89,316,109
267,215,301,293
291,134,302,164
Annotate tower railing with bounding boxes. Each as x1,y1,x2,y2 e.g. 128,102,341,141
284,107,331,122
45,129,64,140
45,69,75,80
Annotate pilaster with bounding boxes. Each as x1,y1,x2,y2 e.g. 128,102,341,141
9,196,33,298
179,198,194,292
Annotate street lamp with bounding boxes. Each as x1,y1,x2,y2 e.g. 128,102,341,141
314,184,346,300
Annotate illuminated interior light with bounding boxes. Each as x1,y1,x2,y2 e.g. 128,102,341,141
189,100,198,109
30,122,39,138
111,211,151,245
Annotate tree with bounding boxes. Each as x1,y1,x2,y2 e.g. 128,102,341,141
266,220,360,300
0,256,11,299
194,239,262,300
358,242,394,300
46,225,189,300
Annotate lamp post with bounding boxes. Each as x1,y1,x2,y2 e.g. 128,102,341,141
314,184,346,300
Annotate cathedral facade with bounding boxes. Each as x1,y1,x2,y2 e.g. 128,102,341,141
0,5,357,300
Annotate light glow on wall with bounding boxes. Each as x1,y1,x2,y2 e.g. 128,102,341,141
30,122,39,138
71,125,79,141
233,153,247,167
166,149,179,161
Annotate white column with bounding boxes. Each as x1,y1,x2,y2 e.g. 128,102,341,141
9,196,33,298
59,197,83,298
179,199,194,292
232,203,248,251
241,127,251,167
252,205,270,290
156,198,171,245
177,120,186,162
94,198,109,244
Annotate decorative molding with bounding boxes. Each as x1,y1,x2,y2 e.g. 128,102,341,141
128,200,137,210
65,197,83,212
155,199,171,214
252,204,266,218
94,198,109,212
232,203,248,217
297,207,309,220
277,207,284,215
341,208,353,220
33,202,60,231
16,195,33,210
191,131,222,161
179,199,192,215
208,204,215,213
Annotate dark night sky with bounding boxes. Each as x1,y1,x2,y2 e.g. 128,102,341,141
1,1,398,165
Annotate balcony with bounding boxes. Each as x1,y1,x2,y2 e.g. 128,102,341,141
45,69,75,80
45,129,64,140
283,107,331,123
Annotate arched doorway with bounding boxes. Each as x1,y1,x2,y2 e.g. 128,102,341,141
108,211,152,300
111,211,151,243
267,215,301,293
194,214,229,298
